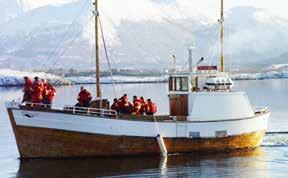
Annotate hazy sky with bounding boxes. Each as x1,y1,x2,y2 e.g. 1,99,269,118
20,0,288,21
19,0,288,47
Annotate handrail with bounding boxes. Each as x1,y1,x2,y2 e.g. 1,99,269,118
63,105,117,117
19,102,117,118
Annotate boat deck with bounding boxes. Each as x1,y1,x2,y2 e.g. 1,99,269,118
17,103,269,123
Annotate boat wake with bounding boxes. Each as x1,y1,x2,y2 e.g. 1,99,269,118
262,133,288,147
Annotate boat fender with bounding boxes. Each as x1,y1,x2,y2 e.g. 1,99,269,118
157,134,168,157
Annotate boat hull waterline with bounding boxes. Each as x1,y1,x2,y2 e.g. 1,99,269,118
7,107,269,158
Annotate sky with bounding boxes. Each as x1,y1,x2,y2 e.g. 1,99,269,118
19,0,288,21
18,0,288,42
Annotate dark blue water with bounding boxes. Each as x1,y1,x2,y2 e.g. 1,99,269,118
0,79,288,178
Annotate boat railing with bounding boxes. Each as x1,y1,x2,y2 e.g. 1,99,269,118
18,102,117,118
63,105,118,118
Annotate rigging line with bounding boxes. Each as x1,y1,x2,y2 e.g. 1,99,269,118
91,41,95,71
40,0,91,71
102,13,164,66
99,15,117,98
45,15,94,72
101,11,179,68
208,27,221,66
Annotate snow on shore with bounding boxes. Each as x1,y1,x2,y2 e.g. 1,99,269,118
0,69,287,86
66,75,169,84
0,69,71,86
68,71,288,84
231,71,288,80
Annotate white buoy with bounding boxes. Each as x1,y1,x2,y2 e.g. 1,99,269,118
157,134,168,157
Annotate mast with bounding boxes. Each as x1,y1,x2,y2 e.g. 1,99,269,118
93,0,101,97
220,0,224,72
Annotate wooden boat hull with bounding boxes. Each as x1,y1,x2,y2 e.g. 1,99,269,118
8,108,266,158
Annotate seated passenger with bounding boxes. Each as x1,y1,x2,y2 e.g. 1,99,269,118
120,95,133,114
133,96,142,115
145,99,157,116
111,98,120,112
140,96,146,114
76,86,92,107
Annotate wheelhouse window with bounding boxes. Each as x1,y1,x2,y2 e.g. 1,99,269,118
169,77,189,91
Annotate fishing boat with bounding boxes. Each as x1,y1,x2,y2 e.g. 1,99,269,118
6,0,270,158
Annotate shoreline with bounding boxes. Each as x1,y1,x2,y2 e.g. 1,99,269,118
0,77,287,87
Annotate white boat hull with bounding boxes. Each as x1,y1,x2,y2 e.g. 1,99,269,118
7,103,269,158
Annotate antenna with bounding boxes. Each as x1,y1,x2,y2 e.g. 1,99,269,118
171,54,176,73
219,0,225,72
188,45,195,72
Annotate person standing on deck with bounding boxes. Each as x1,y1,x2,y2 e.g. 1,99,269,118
22,76,33,103
146,99,157,116
43,81,56,108
41,79,48,102
31,76,44,105
77,86,92,107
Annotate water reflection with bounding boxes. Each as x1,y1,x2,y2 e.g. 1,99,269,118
16,149,268,178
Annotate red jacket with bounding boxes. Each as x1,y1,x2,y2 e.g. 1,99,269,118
42,82,48,98
23,79,33,93
133,99,142,115
31,81,44,103
78,89,92,104
46,84,56,102
146,102,157,114
111,102,120,112
22,79,33,102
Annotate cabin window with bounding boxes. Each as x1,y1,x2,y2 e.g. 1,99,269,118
176,78,181,91
182,77,188,91
169,77,189,91
169,77,174,91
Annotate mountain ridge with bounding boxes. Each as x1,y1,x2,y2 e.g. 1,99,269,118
0,2,287,71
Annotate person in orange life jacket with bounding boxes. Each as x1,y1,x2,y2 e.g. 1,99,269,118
132,96,142,115
43,81,56,108
22,76,33,103
77,86,92,107
121,95,133,114
140,96,146,114
41,79,48,101
31,76,44,104
146,99,157,116
111,98,120,113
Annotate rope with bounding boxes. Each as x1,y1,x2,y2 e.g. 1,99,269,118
40,0,91,71
45,15,94,72
99,15,117,98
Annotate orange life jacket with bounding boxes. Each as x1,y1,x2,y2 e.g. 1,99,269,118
22,79,33,102
146,102,157,114
46,84,56,102
133,99,142,115
31,81,44,103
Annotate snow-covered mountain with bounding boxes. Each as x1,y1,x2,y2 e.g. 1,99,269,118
0,1,287,71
